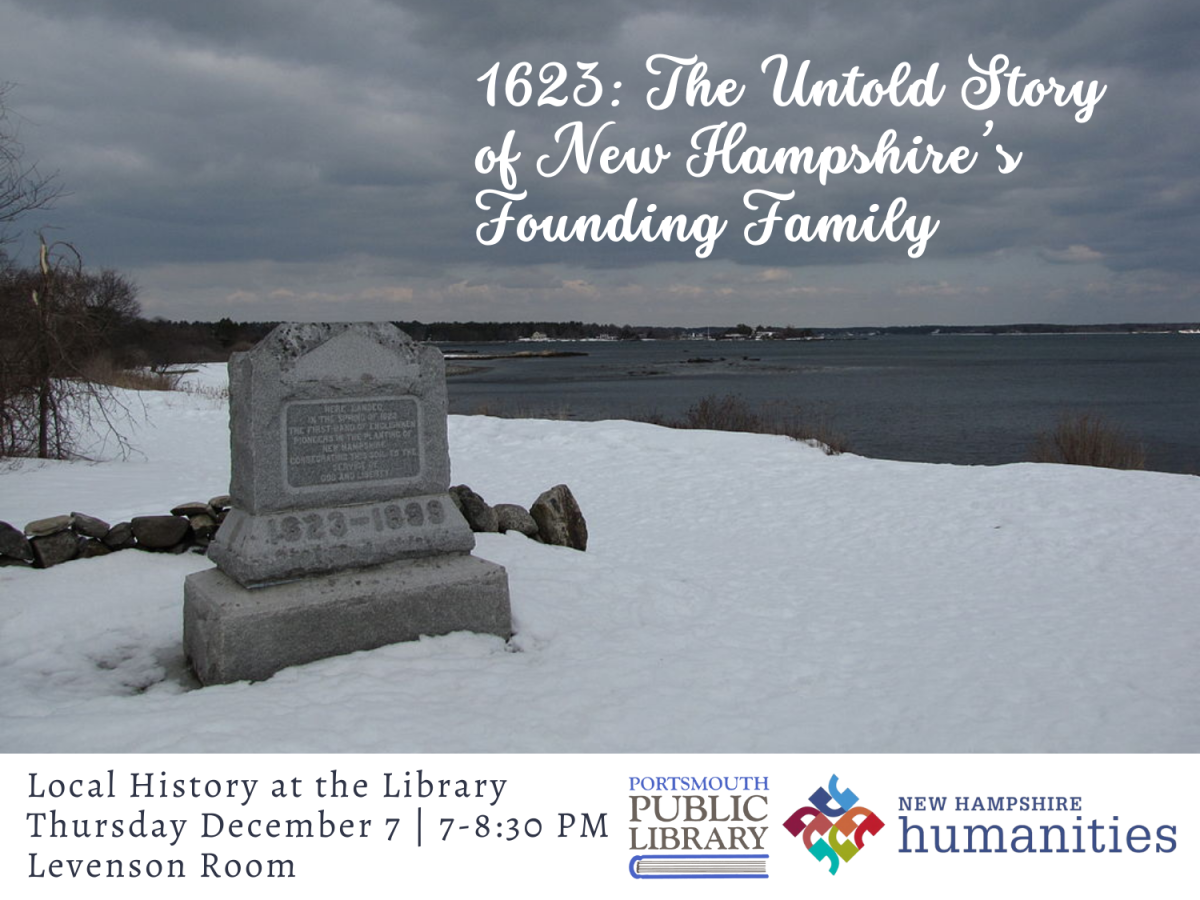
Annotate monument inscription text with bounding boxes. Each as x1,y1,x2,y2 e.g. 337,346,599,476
262,497,449,546
285,397,420,488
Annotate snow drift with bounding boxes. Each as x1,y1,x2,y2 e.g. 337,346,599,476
1,367,1196,752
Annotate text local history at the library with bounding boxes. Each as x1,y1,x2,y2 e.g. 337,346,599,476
28,770,508,806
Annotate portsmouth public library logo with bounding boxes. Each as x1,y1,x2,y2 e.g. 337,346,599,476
627,775,770,879
784,774,885,876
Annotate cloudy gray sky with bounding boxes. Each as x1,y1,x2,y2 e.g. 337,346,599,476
0,0,1196,326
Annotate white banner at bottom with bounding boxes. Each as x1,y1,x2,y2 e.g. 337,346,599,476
2,754,1195,898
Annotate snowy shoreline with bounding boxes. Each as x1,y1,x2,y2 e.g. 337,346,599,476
1,366,1197,752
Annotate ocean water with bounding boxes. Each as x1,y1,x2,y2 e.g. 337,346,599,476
444,334,1200,474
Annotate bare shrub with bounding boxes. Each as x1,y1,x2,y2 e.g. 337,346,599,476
810,421,853,456
678,393,765,431
645,393,851,456
460,393,851,454
80,356,182,391
0,238,139,459
176,381,230,402
1029,413,1146,470
468,402,573,420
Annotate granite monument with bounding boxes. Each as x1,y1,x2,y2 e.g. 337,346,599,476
183,323,512,685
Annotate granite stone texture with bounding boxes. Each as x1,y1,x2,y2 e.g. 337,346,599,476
494,503,539,537
184,322,512,685
184,554,512,685
210,494,475,587
0,521,34,561
24,515,73,537
70,512,111,539
225,323,452,515
132,515,192,549
207,324,475,586
30,530,79,568
102,522,136,550
530,484,588,551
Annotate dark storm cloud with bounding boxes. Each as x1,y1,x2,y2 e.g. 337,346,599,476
0,0,1196,323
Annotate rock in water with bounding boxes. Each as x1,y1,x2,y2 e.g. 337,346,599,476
131,515,192,550
530,484,588,551
494,503,538,537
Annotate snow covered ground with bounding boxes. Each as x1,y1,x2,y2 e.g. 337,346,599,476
1,366,1197,752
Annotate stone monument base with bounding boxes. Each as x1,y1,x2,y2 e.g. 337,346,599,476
183,554,511,685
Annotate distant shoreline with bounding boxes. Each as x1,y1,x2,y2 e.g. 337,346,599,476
443,349,589,360
434,328,1200,345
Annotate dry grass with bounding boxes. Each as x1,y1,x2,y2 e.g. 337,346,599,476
80,357,183,391
176,381,230,401
80,357,233,400
468,402,574,420
644,393,851,456
1029,413,1146,469
461,393,851,454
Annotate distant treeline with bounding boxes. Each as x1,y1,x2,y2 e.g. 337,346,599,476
85,318,1200,368
395,321,651,342
125,319,694,363
828,323,1200,336
400,321,1200,340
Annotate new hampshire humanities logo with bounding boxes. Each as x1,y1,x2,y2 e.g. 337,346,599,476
784,775,885,876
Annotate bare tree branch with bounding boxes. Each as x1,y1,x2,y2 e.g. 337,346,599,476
0,83,62,245
1,236,141,460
